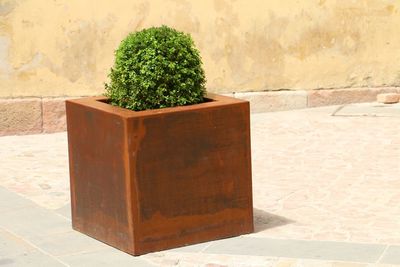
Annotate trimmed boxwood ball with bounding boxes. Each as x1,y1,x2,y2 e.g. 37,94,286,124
105,25,206,111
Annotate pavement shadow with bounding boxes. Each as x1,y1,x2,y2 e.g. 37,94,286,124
253,208,294,233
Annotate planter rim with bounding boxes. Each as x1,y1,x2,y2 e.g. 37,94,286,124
66,93,247,118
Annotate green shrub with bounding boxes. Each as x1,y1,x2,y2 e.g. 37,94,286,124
105,25,206,111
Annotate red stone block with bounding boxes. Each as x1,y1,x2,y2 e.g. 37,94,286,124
42,98,70,133
0,98,42,136
377,93,399,104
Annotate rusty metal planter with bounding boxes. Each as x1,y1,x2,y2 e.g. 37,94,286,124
65,93,253,256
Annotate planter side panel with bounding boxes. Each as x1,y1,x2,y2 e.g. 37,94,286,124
128,101,253,254
66,101,134,253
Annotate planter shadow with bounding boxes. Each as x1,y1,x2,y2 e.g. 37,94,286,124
253,208,293,233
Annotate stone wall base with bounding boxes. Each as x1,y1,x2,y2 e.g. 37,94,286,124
0,97,73,136
233,87,400,113
1,87,400,136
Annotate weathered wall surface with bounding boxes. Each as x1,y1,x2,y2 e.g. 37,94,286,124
0,0,400,97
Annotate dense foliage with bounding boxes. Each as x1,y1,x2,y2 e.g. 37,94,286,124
105,25,206,111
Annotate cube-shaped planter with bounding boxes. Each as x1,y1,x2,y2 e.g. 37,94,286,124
66,93,253,255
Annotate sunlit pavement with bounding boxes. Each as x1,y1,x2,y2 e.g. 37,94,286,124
1,102,399,266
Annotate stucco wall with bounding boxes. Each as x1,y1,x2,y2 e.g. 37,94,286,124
0,0,399,97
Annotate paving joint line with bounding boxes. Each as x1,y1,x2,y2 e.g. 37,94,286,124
331,104,346,116
199,242,213,253
376,244,390,264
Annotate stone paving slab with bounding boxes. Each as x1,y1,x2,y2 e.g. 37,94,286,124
54,203,71,220
334,102,400,117
58,249,158,267
250,105,400,244
148,253,400,267
0,228,65,266
0,204,71,239
32,230,110,257
0,228,37,258
0,249,65,267
204,237,386,263
0,133,69,209
3,186,398,266
381,246,400,265
0,185,157,266
0,186,35,212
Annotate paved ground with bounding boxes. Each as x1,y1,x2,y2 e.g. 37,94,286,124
0,102,399,266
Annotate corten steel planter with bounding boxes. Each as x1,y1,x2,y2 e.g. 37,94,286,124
65,93,253,255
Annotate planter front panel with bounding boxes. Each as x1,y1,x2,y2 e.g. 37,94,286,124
128,103,253,253
66,94,253,255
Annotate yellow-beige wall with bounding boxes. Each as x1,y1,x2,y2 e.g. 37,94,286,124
0,0,399,97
